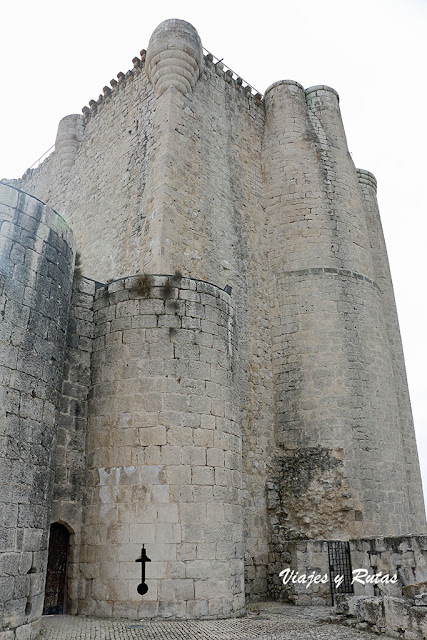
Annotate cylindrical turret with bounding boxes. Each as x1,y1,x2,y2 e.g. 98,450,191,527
0,183,75,639
357,168,426,533
55,114,85,175
263,80,335,272
78,276,244,619
145,19,203,97
305,85,375,276
263,80,413,541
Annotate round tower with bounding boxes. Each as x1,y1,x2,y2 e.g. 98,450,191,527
0,183,75,639
55,114,85,175
78,276,244,619
357,168,426,533
145,19,203,97
263,80,412,540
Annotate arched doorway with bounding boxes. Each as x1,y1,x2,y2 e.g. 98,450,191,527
43,523,70,614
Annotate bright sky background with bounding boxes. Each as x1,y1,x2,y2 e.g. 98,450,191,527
2,0,426,514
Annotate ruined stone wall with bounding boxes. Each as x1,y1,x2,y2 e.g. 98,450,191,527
350,535,427,597
335,592,427,638
334,593,427,640
76,275,244,619
0,183,74,639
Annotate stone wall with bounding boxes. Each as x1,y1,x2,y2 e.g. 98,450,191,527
350,536,427,597
335,594,427,639
7,62,156,283
0,183,75,639
50,276,96,614
269,539,331,605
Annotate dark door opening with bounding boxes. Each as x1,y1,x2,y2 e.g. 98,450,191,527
328,540,354,605
43,523,70,615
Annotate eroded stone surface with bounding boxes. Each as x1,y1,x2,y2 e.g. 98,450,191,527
335,594,427,639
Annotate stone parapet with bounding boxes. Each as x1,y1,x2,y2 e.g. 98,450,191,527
269,535,427,607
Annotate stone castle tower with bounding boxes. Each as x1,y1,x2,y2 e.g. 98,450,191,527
1,18,425,639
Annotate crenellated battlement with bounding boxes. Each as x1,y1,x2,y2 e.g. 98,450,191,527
79,30,266,129
80,21,266,128
203,52,263,104
82,49,148,124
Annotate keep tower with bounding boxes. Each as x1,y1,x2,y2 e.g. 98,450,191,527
0,17,425,638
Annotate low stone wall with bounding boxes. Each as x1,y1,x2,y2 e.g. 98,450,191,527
269,539,331,605
271,535,427,606
334,593,427,639
350,536,427,598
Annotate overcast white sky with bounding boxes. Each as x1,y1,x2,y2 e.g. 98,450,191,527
2,0,426,514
